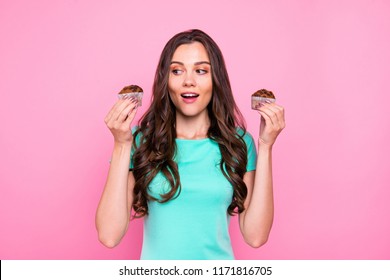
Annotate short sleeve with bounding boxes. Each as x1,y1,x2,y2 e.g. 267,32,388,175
129,149,135,170
242,131,257,172
129,126,140,170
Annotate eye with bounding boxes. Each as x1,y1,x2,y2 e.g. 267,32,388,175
171,69,183,75
196,69,208,75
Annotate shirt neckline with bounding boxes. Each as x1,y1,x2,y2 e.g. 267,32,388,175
175,137,210,142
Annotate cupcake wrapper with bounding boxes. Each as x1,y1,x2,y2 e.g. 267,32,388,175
118,92,144,106
251,97,276,110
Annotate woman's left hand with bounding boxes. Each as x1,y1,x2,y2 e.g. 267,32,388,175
256,103,286,147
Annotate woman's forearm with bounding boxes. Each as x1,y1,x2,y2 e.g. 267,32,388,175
95,142,133,248
241,144,274,247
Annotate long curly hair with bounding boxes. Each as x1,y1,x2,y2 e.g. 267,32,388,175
132,29,248,218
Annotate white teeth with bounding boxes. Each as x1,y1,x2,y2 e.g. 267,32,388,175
182,93,199,97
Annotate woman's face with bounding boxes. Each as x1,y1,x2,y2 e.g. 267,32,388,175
168,42,213,120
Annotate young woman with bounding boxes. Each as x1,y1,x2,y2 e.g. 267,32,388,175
96,29,285,260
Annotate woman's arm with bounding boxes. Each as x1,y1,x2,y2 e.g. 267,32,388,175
239,102,285,248
95,98,138,248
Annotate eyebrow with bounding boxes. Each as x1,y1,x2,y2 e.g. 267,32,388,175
170,61,211,66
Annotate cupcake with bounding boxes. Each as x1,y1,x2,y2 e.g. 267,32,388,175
251,89,276,110
118,85,144,106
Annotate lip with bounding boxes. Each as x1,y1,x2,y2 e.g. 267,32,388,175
180,92,199,104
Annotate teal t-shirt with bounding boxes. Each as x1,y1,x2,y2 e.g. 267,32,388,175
130,129,257,260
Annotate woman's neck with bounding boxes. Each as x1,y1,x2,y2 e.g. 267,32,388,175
175,113,210,140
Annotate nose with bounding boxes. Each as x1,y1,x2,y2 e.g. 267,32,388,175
183,72,196,87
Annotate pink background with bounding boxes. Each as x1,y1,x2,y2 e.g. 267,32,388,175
1,0,389,260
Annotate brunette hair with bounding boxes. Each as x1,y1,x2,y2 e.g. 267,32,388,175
132,29,248,217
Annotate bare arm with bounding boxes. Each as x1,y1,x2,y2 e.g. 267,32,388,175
239,102,285,248
95,97,138,248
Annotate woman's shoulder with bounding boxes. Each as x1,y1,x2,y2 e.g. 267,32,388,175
131,126,143,146
235,127,256,151
131,125,139,134
235,127,254,140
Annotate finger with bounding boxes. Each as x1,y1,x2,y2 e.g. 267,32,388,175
124,99,139,122
258,109,274,126
124,105,138,126
111,98,135,121
271,103,285,119
259,103,284,127
270,103,286,128
260,108,284,132
116,99,138,122
105,99,128,123
258,105,278,124
106,101,132,129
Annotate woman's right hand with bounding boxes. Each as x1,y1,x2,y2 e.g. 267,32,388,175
104,97,139,144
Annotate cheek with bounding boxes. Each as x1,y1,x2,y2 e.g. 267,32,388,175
204,75,213,89
208,82,213,93
168,90,179,108
167,79,177,97
205,80,213,96
167,77,173,91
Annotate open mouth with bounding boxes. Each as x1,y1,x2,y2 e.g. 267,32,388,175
181,93,200,99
